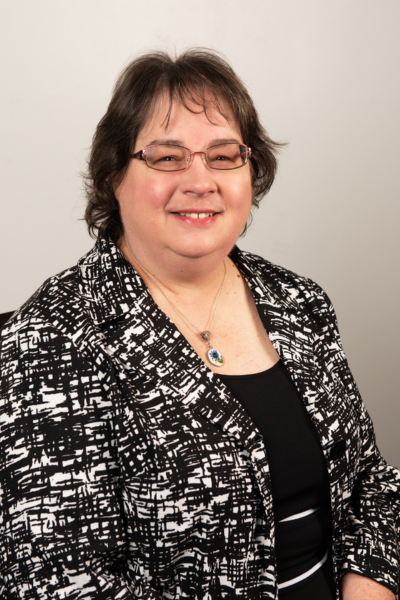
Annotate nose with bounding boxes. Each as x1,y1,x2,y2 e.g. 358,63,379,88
179,152,217,197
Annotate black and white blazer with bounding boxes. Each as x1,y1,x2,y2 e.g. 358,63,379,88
1,240,399,599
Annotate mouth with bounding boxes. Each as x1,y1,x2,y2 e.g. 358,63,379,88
174,212,216,219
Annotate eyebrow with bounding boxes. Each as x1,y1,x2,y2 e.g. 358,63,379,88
146,137,242,148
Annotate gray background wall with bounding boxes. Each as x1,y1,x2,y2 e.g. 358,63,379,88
1,0,399,466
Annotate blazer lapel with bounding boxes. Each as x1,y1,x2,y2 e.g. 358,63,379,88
103,272,269,454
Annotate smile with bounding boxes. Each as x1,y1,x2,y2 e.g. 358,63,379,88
176,212,215,219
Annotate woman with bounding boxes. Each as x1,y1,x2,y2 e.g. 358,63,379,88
0,50,399,600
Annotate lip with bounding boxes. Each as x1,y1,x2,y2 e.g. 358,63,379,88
170,209,219,214
171,210,220,225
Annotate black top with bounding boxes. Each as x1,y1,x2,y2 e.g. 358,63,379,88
218,360,336,599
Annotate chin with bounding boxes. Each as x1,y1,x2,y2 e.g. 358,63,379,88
173,249,215,260
170,240,232,261
169,230,241,260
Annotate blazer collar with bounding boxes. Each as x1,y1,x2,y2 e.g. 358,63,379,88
79,240,318,405
229,246,318,391
79,240,300,324
77,239,148,325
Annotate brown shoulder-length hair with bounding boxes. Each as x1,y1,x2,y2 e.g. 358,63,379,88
84,49,282,242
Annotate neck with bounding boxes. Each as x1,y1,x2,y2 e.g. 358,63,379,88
119,236,233,297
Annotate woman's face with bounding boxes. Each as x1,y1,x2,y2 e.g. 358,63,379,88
114,97,253,266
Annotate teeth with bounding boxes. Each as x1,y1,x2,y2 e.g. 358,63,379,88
178,212,214,218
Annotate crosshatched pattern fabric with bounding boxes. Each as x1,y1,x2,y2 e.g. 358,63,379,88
1,240,399,600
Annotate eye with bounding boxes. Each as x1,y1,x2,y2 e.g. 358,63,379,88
155,153,181,163
207,144,241,167
214,154,234,162
161,154,182,161
149,145,186,165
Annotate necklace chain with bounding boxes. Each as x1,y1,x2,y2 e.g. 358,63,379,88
124,239,227,367
136,259,226,338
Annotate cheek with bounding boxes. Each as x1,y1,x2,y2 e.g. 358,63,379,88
127,175,177,212
227,176,252,210
147,178,177,203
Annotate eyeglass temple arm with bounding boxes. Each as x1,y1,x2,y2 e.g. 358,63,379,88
131,150,145,160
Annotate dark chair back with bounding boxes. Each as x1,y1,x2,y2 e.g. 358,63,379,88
0,311,14,329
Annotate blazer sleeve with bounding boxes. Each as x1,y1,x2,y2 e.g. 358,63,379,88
0,316,162,600
304,278,400,594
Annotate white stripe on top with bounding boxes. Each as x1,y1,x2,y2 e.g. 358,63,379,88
277,506,328,589
278,548,329,589
278,506,318,523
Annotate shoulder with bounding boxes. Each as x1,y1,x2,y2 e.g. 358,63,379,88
0,243,123,405
1,249,92,339
0,243,113,369
232,246,331,304
1,240,131,337
232,246,338,332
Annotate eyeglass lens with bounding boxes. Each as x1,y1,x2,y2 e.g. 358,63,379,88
145,143,248,171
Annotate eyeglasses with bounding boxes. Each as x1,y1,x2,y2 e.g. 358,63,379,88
131,143,251,172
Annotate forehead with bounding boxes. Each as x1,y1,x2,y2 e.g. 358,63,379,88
136,93,241,144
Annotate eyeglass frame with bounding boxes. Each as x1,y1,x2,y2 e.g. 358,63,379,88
131,142,252,172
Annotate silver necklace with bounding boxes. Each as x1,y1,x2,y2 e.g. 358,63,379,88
131,253,226,367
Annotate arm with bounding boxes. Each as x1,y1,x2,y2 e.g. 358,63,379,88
0,315,161,599
341,573,396,600
303,280,400,597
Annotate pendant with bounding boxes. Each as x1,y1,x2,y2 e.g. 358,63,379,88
207,348,224,367
201,331,224,367
200,331,211,342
